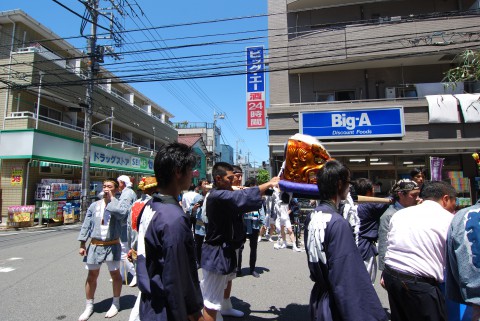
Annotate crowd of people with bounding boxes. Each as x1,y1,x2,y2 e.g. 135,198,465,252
76,142,480,321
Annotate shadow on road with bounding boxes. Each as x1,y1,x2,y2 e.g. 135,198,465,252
236,266,271,277
93,294,137,313
230,297,309,321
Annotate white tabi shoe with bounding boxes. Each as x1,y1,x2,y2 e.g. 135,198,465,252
78,299,94,321
78,306,93,321
220,298,244,317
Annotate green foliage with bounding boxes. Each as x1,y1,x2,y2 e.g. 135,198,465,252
443,50,480,88
256,169,270,185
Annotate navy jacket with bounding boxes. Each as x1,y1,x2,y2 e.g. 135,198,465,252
356,202,390,261
138,194,203,321
304,202,387,321
202,187,263,274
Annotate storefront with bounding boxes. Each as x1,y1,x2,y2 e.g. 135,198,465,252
0,130,155,224
268,102,480,206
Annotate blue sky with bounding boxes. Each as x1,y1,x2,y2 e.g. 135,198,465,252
3,1,270,164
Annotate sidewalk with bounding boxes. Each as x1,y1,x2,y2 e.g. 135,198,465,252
0,220,80,231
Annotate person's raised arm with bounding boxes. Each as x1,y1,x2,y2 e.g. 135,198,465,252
257,177,280,195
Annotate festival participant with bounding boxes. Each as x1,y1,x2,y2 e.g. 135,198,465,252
127,176,157,321
384,181,456,321
108,175,137,285
304,160,387,321
377,179,420,277
181,184,199,231
410,167,427,188
272,190,303,252
446,198,480,321
350,178,391,284
191,179,209,266
262,194,277,242
201,162,279,321
237,177,264,278
77,178,127,321
136,142,204,321
232,165,243,187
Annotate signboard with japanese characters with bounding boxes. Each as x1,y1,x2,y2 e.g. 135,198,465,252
91,146,154,172
246,46,266,129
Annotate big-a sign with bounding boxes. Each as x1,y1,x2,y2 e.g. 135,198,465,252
300,107,404,139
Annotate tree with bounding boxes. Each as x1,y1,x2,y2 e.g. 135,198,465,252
256,168,270,185
443,50,480,86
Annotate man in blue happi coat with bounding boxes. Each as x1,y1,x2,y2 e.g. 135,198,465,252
304,160,387,321
136,142,204,321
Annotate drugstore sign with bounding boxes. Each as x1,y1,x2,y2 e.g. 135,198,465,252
91,146,153,171
300,107,404,139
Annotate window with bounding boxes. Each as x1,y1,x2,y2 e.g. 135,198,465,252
37,104,62,121
39,166,62,174
63,168,74,175
315,92,334,102
335,90,356,101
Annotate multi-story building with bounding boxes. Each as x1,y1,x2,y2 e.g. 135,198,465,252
174,121,223,180
178,135,208,184
0,10,177,221
219,144,234,164
267,0,480,201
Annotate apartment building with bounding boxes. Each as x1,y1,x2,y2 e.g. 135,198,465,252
174,121,223,180
267,0,480,201
0,10,177,221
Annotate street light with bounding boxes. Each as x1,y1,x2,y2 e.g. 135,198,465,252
92,116,114,128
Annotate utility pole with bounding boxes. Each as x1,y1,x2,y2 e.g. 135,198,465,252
80,0,99,221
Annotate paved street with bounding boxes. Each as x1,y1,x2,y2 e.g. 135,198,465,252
0,225,390,321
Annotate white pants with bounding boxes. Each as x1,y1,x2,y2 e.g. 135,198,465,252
364,255,378,284
120,241,136,279
201,270,236,310
128,292,141,321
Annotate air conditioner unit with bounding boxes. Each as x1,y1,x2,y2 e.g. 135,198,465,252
385,87,396,99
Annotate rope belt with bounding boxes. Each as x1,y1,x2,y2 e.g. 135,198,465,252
91,238,120,246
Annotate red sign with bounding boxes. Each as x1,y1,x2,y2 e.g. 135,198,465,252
247,100,266,128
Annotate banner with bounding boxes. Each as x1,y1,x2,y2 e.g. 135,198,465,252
246,46,266,129
430,157,444,181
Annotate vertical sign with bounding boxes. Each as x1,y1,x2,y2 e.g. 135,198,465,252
246,46,266,129
430,157,444,181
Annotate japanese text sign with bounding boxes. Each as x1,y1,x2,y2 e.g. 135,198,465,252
246,46,266,129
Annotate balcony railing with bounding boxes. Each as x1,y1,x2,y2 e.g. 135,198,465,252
5,112,155,153
287,10,480,69
14,46,174,130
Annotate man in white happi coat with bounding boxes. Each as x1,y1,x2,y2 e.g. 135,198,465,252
77,178,128,321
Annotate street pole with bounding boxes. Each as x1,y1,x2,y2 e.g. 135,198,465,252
152,126,156,151
80,0,98,221
35,71,43,129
